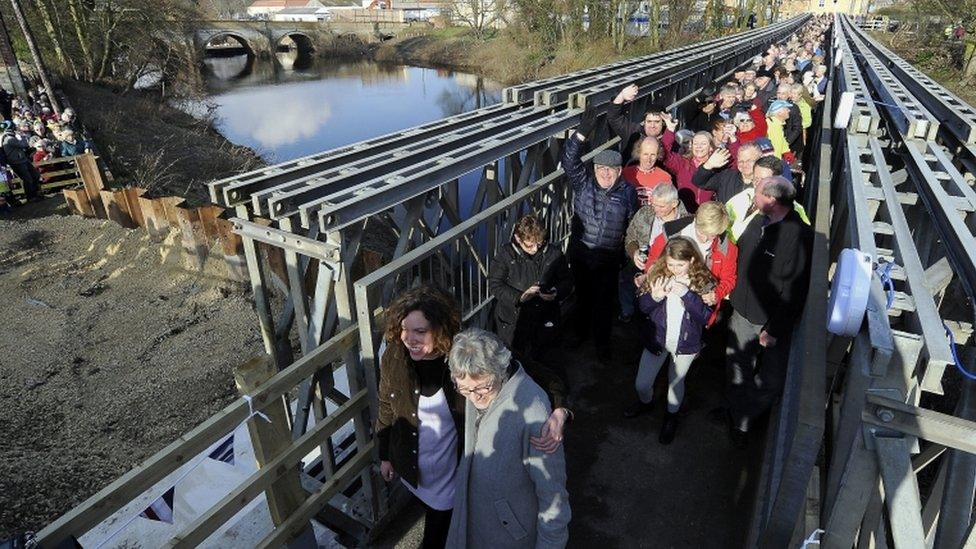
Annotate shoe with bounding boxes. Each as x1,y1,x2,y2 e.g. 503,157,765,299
617,313,633,324
623,401,653,418
659,412,678,444
707,407,730,427
730,428,748,449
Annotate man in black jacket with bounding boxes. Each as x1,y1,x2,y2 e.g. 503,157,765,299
607,84,668,157
489,214,573,360
723,176,813,447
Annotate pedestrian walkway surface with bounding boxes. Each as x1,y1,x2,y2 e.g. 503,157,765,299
373,316,767,548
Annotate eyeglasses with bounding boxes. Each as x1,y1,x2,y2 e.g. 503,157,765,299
454,381,495,397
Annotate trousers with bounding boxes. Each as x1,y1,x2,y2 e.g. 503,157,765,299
635,349,696,413
725,310,792,431
569,245,620,347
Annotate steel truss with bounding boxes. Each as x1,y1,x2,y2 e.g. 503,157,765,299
817,15,976,549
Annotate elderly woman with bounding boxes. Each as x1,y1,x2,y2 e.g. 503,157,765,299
661,129,717,212
446,328,570,549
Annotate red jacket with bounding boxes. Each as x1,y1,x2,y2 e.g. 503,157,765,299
736,106,768,144
643,217,738,326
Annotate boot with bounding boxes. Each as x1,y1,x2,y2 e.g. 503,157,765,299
659,412,678,444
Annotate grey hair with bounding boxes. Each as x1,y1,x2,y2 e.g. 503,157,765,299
449,328,511,384
651,182,679,204
738,141,763,156
777,82,792,93
790,83,806,93
759,176,796,206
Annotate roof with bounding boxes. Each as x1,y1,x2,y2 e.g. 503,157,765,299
248,0,318,8
276,6,327,13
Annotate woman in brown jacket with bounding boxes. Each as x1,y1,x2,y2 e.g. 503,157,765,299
377,286,463,548
376,286,573,548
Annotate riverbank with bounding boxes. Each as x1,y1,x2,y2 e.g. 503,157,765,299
372,27,682,86
61,80,263,207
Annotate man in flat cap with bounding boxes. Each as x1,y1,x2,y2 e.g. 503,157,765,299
561,110,639,361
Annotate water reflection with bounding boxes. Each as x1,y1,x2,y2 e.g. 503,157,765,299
201,58,503,163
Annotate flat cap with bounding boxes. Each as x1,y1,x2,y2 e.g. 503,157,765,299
593,149,622,167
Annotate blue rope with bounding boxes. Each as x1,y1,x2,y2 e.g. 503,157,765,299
875,261,895,310
943,322,976,381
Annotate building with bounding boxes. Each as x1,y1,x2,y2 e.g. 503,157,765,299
271,1,361,21
778,0,874,18
246,0,326,18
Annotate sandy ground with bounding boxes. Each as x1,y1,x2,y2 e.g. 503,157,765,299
0,212,263,539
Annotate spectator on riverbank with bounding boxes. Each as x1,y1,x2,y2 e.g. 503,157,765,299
30,137,53,184
59,130,86,157
2,121,42,201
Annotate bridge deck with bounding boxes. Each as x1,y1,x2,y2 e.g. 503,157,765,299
373,318,765,548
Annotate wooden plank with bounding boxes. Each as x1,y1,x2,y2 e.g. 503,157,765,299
33,325,358,547
215,216,247,280
62,189,93,217
232,356,312,529
151,198,172,236
257,443,375,549
76,153,106,219
161,196,184,226
175,206,208,270
138,196,165,241
198,205,222,245
100,190,132,227
167,389,368,548
124,188,146,228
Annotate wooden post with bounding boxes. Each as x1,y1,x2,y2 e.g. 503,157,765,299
233,355,316,548
76,153,106,218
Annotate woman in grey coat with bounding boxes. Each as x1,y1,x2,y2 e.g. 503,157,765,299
445,328,571,549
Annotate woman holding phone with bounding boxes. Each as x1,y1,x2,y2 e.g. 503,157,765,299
488,214,573,360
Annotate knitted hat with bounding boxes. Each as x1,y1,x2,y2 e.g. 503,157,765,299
767,99,792,115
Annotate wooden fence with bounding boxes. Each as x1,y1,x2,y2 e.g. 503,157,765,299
56,153,249,281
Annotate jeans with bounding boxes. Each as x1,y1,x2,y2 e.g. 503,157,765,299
618,263,639,318
635,349,696,413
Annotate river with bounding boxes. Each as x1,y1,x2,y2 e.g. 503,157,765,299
200,54,504,164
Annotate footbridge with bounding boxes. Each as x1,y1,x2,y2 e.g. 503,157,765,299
30,13,976,548
194,20,404,58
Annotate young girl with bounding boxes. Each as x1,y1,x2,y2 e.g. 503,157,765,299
634,236,715,444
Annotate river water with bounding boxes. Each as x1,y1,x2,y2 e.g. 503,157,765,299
201,54,503,164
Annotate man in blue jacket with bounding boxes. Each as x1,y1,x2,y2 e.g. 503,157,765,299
561,111,639,361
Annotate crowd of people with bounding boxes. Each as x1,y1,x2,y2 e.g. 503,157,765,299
0,84,88,210
373,18,828,549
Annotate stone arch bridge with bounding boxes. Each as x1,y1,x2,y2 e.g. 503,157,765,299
194,20,405,57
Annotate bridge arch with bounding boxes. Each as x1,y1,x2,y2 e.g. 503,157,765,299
276,32,316,56
202,32,256,58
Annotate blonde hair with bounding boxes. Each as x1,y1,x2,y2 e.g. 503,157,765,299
694,201,730,237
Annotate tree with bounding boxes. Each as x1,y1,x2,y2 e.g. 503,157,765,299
451,0,508,37
10,0,204,94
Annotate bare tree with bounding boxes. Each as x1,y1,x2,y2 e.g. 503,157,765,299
451,0,508,37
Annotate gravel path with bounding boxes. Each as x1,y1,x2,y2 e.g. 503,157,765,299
0,214,263,539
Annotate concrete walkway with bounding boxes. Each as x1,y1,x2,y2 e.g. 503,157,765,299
373,317,768,548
